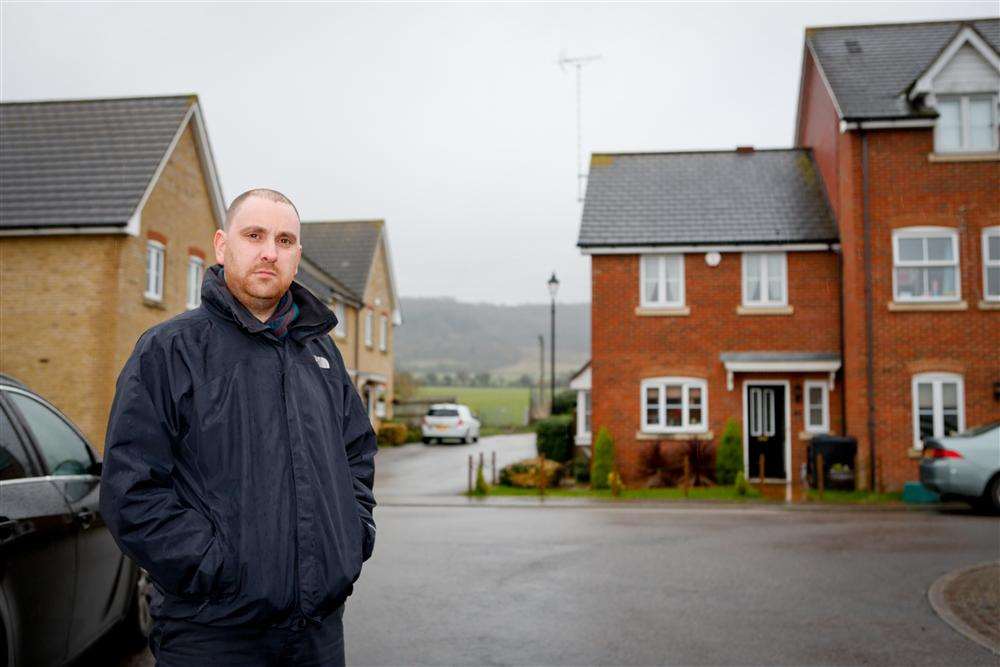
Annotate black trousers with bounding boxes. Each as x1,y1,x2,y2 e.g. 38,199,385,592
150,606,346,667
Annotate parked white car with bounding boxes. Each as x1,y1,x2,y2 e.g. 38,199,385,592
920,421,1000,513
421,404,481,444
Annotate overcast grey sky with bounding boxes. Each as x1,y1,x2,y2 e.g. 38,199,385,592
2,1,995,304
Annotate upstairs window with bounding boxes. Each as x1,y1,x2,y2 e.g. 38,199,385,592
333,302,347,338
742,253,786,307
641,377,707,433
892,228,960,302
186,256,204,309
145,240,165,302
983,227,1000,301
935,95,998,153
640,254,685,308
364,310,373,348
379,314,388,352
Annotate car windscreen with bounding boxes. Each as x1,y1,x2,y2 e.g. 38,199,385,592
428,409,459,417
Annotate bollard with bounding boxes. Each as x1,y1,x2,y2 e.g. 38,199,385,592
468,454,473,494
479,451,484,472
682,457,690,498
817,452,825,500
491,451,497,485
758,454,766,494
538,452,547,496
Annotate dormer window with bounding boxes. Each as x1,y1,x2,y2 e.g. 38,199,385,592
935,95,998,153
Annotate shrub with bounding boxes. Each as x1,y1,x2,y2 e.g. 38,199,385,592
573,457,591,484
609,471,623,497
551,389,577,415
405,425,423,443
715,418,743,486
591,427,615,490
534,415,574,463
473,461,489,496
499,457,563,488
377,421,408,447
735,471,750,496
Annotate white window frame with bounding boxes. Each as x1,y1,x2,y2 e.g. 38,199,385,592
934,94,999,153
911,372,965,449
144,240,165,302
186,255,204,310
892,227,961,302
379,314,388,352
364,310,373,348
640,254,685,308
983,226,1000,301
741,252,787,307
803,380,829,433
333,302,347,338
640,377,708,434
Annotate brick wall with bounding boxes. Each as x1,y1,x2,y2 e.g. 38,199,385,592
798,54,1000,490
591,250,842,485
357,236,395,421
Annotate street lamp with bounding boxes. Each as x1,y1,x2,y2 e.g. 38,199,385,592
547,272,560,414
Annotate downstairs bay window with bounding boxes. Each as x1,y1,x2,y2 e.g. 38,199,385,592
641,377,707,433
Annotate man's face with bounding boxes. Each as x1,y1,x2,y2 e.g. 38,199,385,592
213,197,302,306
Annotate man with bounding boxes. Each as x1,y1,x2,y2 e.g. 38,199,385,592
100,188,377,666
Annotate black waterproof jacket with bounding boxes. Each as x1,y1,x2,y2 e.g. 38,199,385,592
100,265,377,627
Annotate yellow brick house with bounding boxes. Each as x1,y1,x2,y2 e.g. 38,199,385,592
0,95,226,451
299,220,402,425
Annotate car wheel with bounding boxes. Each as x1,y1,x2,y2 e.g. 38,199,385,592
985,474,1000,514
119,567,153,649
464,430,474,445
421,437,430,444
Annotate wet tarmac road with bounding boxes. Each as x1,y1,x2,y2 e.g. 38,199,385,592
89,433,999,665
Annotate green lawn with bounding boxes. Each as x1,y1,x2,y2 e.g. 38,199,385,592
415,386,530,427
483,485,765,501
805,490,904,504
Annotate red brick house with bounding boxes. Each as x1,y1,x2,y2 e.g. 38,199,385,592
579,18,999,494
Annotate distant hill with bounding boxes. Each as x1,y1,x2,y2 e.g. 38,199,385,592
395,297,590,380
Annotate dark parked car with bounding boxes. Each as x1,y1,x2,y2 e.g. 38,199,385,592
0,374,150,666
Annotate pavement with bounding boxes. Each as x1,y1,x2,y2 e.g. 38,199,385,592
928,561,1000,656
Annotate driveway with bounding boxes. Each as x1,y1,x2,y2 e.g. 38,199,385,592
374,433,537,498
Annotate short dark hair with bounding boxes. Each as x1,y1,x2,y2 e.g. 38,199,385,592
225,188,300,229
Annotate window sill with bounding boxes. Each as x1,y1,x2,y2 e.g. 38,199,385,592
636,430,713,441
635,306,690,317
887,300,967,312
927,151,1000,163
736,305,794,315
575,433,592,446
979,300,1000,310
907,447,923,460
142,297,167,310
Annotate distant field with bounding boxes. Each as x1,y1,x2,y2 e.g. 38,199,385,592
414,386,530,427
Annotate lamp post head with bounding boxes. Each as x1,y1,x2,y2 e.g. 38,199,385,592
547,272,560,299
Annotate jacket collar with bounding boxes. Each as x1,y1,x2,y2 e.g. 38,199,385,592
202,264,338,344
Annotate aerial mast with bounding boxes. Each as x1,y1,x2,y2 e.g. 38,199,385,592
558,52,602,203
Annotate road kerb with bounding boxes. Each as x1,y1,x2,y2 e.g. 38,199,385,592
927,561,1000,656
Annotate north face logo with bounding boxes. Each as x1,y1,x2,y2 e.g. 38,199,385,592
314,356,330,369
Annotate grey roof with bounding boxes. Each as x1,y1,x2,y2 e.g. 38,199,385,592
1,95,196,229
806,18,999,120
300,220,383,300
720,352,841,363
295,267,335,303
578,149,837,247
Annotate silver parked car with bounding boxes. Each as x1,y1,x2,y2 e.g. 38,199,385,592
919,421,1000,512
421,404,481,444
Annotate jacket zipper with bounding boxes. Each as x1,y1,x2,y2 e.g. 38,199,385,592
274,341,304,620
